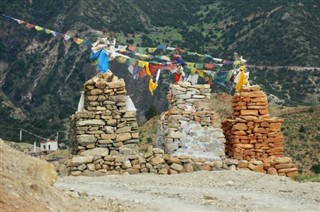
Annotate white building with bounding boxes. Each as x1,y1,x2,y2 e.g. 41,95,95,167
40,140,58,152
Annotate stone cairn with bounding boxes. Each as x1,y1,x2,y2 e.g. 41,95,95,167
66,76,220,176
157,82,226,162
222,85,297,178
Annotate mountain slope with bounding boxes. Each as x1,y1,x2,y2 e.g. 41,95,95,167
0,0,319,142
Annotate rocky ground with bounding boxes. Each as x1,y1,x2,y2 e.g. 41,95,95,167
1,139,320,212
56,171,320,212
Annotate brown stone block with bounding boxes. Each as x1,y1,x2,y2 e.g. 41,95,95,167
244,150,255,155
237,135,249,140
241,110,258,116
254,127,269,134
275,157,292,164
251,97,268,102
256,102,268,106
200,164,212,171
259,109,268,115
275,163,295,169
286,171,298,178
278,167,297,173
234,143,254,149
232,130,247,135
232,123,248,131
250,140,257,144
247,106,268,110
260,122,270,127
267,167,278,175
101,134,117,140
270,123,282,131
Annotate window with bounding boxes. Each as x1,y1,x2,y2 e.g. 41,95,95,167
48,145,51,150
43,144,46,150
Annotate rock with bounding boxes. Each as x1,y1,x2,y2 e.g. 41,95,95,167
267,167,278,175
159,168,168,175
249,85,261,91
275,157,292,164
116,126,132,133
286,171,298,178
71,171,82,176
150,156,165,165
87,163,96,171
122,160,132,169
71,156,93,166
232,123,248,131
108,80,125,88
77,135,96,145
116,133,132,142
80,148,109,157
77,119,105,126
240,110,258,116
152,148,165,154
170,163,183,172
238,160,248,168
224,158,239,166
89,89,104,95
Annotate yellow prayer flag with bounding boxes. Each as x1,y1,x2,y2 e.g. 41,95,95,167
75,38,84,44
149,77,157,95
145,62,151,76
235,66,248,91
147,48,156,53
45,29,53,34
35,26,43,31
137,60,145,68
186,62,195,67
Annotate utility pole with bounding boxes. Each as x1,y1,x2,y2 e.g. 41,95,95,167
20,129,22,141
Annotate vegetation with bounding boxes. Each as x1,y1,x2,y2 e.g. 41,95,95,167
0,1,319,145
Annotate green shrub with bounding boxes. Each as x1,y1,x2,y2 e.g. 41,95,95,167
311,164,320,174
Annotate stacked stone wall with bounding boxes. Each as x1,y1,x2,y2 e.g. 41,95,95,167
157,83,225,161
222,85,297,177
69,74,139,156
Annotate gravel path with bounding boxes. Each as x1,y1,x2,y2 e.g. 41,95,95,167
55,170,320,212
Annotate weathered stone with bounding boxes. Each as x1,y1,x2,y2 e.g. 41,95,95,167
116,126,132,133
267,167,278,175
89,89,104,95
87,163,96,171
238,160,248,168
71,171,82,176
153,148,165,154
159,168,168,175
77,119,105,126
107,119,117,126
240,110,258,116
80,148,109,157
123,111,136,118
108,80,125,88
150,156,165,165
232,123,248,131
101,134,117,140
71,156,93,166
170,163,183,172
275,157,292,164
116,133,132,142
77,135,96,145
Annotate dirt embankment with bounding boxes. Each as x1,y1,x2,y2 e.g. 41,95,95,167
0,140,128,212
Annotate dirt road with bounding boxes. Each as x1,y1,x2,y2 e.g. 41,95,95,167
55,170,320,212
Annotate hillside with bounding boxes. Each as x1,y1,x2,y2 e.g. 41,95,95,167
0,1,319,141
